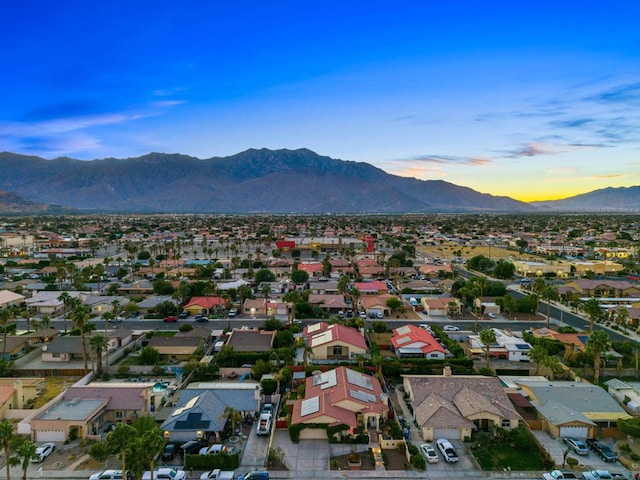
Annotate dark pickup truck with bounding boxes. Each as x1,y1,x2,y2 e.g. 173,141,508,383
586,439,618,462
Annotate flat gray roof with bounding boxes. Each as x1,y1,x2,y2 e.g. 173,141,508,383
37,398,106,421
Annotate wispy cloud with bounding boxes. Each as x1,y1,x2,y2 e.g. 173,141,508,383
406,154,492,166
504,141,608,159
585,81,640,104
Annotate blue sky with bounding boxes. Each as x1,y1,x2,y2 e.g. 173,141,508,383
2,1,639,201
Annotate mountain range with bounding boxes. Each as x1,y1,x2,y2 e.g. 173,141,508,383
0,149,637,213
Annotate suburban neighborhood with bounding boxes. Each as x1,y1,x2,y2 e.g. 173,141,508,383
0,213,638,480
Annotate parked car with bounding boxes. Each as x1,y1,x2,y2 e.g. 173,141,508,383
436,438,459,463
237,472,269,480
142,468,186,480
199,444,226,455
178,311,189,318
90,471,128,480
199,470,234,480
32,442,55,462
163,316,178,323
261,403,274,416
563,437,589,456
583,471,616,480
420,443,439,463
443,325,459,331
161,444,177,461
195,316,209,322
375,312,384,319
179,440,206,456
487,312,497,319
587,439,618,462
227,308,237,317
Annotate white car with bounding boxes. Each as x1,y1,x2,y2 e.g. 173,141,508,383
142,469,186,480
199,444,226,455
89,471,127,480
487,312,497,319
436,438,459,463
31,442,55,462
420,443,439,463
443,325,460,331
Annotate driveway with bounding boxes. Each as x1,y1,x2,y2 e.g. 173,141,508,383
273,429,329,472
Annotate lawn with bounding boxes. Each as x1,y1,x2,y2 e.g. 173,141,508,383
470,428,548,471
473,443,546,471
31,376,80,409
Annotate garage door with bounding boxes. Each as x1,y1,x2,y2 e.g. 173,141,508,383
36,430,66,442
299,428,328,440
559,426,588,438
433,428,459,440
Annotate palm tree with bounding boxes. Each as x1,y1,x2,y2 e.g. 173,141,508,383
532,277,547,314
479,328,497,368
615,306,630,328
542,284,559,328
71,304,91,374
0,308,11,360
586,330,610,385
0,418,16,480
221,406,242,441
14,438,39,480
58,291,71,333
582,298,603,333
261,283,271,316
528,345,549,375
107,422,135,477
90,334,108,376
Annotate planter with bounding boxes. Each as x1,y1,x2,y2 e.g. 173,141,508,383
348,454,361,470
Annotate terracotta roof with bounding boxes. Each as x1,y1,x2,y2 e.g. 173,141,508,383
390,325,446,355
0,385,15,406
305,323,367,351
184,296,227,309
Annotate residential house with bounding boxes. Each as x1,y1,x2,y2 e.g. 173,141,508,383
183,296,228,316
605,378,640,413
290,367,389,440
390,325,447,359
564,279,640,298
467,328,531,362
242,298,288,317
0,335,32,361
403,369,522,441
107,329,134,353
473,297,501,316
161,382,261,442
0,377,45,408
0,290,25,308
41,336,89,363
25,291,84,315
308,280,340,295
514,379,631,438
137,295,177,314
421,297,460,316
225,328,276,353
308,294,348,315
83,295,130,316
30,383,154,442
361,294,394,318
530,327,589,352
354,281,388,295
303,322,367,361
147,336,205,362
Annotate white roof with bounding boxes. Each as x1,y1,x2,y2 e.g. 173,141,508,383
0,290,25,305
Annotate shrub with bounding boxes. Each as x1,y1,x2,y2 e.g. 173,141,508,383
411,453,426,470
179,323,193,332
618,442,631,454
185,453,239,470
566,457,578,467
631,453,640,462
407,444,418,455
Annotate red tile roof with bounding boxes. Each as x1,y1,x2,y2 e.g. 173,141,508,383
390,324,447,355
184,296,227,309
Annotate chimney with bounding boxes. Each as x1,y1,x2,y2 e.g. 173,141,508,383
443,366,452,377
13,380,23,409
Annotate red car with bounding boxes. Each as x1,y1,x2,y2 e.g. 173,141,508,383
163,316,178,323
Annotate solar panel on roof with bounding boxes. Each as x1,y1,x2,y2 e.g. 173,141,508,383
345,369,373,390
396,336,411,345
350,389,377,403
312,369,337,389
300,396,320,416
396,326,411,335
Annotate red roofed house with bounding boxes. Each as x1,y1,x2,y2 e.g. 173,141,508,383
183,296,228,316
355,281,388,295
303,322,368,361
390,325,447,359
296,263,324,277
421,297,461,316
290,366,389,440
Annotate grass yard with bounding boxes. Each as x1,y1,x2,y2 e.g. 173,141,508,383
31,376,80,409
418,244,539,262
472,443,546,471
470,427,549,471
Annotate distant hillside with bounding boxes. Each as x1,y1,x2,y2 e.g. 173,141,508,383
0,148,543,213
0,189,67,214
529,186,640,212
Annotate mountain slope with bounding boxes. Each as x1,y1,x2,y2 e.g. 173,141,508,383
0,148,534,213
530,186,640,212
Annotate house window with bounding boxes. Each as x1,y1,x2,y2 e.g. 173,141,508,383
332,346,343,356
501,419,511,428
52,353,60,358
115,411,124,419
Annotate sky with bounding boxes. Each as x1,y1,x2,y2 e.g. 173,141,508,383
1,1,639,202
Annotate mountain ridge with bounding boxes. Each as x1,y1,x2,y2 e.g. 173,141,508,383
0,149,636,213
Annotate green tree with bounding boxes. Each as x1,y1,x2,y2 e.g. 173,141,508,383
107,422,135,477
139,346,161,365
386,297,403,314
71,303,91,374
222,406,243,441
586,330,610,385
14,437,39,480
263,317,284,331
130,416,166,480
90,334,108,375
542,284,559,328
255,268,276,284
582,298,603,333
291,269,309,285
528,345,549,375
493,259,515,279
0,419,16,480
479,328,497,368
58,291,72,333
